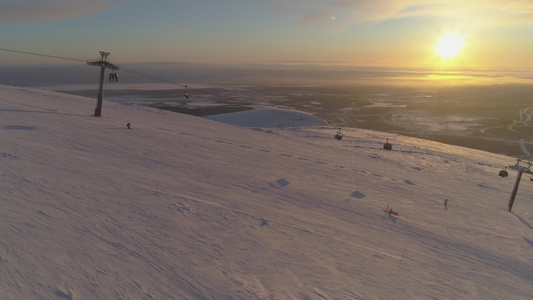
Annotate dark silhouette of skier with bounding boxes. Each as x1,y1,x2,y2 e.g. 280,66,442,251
127,122,131,129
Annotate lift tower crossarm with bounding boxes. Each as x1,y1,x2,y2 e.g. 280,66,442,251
87,60,119,70
87,51,119,116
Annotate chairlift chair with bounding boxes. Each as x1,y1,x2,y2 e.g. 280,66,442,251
109,72,119,82
334,128,343,140
184,85,190,99
499,168,508,177
383,138,392,150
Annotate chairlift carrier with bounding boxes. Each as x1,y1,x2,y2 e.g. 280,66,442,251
334,128,343,140
184,85,190,99
383,138,392,150
499,168,509,177
109,72,119,82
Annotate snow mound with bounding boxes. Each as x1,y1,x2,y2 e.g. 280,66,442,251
205,108,328,127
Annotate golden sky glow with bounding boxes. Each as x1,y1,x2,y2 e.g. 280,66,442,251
1,0,533,76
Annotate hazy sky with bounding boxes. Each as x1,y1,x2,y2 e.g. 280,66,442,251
1,0,533,70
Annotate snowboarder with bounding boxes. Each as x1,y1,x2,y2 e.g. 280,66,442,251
127,122,131,129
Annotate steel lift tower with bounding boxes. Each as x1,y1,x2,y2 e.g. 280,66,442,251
87,51,119,116
506,159,533,212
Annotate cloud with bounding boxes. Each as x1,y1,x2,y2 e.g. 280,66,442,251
289,0,533,28
0,0,119,23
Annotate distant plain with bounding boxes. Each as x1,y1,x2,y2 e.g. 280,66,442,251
2,63,533,157
62,83,533,158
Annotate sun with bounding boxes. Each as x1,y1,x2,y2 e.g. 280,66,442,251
435,34,464,59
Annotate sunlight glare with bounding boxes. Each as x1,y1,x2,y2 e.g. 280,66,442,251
436,34,464,59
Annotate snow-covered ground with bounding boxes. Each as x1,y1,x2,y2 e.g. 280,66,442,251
205,108,328,128
1,84,533,299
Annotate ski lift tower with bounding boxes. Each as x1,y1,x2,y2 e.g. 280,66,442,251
87,51,119,116
506,159,533,212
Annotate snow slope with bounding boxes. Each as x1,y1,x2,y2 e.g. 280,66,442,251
1,84,533,300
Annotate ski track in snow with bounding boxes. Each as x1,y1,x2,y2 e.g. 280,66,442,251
1,85,533,299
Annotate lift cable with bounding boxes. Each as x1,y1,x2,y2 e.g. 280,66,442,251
0,48,185,86
0,47,208,97
118,66,184,88
0,47,86,63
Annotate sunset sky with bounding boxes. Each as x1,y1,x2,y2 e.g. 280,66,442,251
1,0,533,71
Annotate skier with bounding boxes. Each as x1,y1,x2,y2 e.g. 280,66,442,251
444,199,448,208
127,122,131,129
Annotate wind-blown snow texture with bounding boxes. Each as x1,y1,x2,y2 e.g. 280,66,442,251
1,84,533,299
